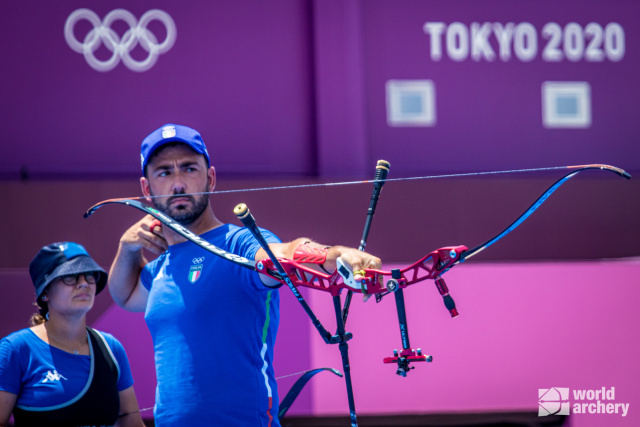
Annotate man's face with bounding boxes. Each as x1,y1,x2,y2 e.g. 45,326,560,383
142,144,213,225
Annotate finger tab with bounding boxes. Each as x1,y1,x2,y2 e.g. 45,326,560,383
150,219,162,233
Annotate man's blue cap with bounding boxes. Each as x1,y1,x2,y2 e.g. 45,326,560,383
29,242,107,300
140,124,211,174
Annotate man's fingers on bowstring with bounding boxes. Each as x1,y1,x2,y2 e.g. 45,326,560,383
141,218,168,253
122,216,168,254
149,219,164,238
145,219,168,252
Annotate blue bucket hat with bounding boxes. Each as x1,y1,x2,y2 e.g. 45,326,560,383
29,242,107,299
140,124,210,174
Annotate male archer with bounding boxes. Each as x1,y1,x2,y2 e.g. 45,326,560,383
107,124,381,426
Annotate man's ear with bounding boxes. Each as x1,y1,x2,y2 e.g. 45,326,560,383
208,166,216,192
140,176,151,198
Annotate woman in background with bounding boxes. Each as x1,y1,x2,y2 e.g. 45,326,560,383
0,242,145,427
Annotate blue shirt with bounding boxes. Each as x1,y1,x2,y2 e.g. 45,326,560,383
0,328,134,407
141,224,282,426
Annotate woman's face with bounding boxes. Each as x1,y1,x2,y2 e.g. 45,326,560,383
43,272,99,317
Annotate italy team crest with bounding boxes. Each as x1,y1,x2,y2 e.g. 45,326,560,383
188,264,202,283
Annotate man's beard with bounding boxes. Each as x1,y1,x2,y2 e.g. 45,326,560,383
150,183,210,226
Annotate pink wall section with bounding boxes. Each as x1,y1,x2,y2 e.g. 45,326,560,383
306,260,640,426
89,259,640,425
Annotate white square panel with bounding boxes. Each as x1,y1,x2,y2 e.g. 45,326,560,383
542,81,591,128
386,80,436,126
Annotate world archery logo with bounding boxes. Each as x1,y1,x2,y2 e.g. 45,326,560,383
538,387,570,416
538,386,630,417
189,257,205,283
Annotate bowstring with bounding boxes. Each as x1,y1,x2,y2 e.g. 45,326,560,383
275,370,316,380
137,165,573,200
126,370,313,416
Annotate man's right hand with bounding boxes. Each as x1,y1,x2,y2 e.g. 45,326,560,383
108,215,162,312
120,215,169,255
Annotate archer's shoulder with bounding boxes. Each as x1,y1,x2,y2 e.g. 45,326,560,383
1,327,36,343
206,223,251,241
0,328,39,354
226,223,280,243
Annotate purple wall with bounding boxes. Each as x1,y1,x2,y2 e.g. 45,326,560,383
1,0,638,178
358,0,640,175
1,0,316,177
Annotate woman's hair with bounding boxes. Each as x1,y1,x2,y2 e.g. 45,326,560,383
29,299,48,326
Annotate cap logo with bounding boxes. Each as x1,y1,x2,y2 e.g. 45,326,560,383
59,243,88,260
161,125,177,139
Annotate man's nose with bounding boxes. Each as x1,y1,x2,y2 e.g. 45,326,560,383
171,170,187,193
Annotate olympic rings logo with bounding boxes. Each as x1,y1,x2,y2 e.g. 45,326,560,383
64,9,176,72
192,257,205,264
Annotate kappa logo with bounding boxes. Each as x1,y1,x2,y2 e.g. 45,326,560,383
42,370,67,383
189,257,205,283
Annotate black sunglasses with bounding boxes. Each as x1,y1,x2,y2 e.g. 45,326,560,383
59,272,101,286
